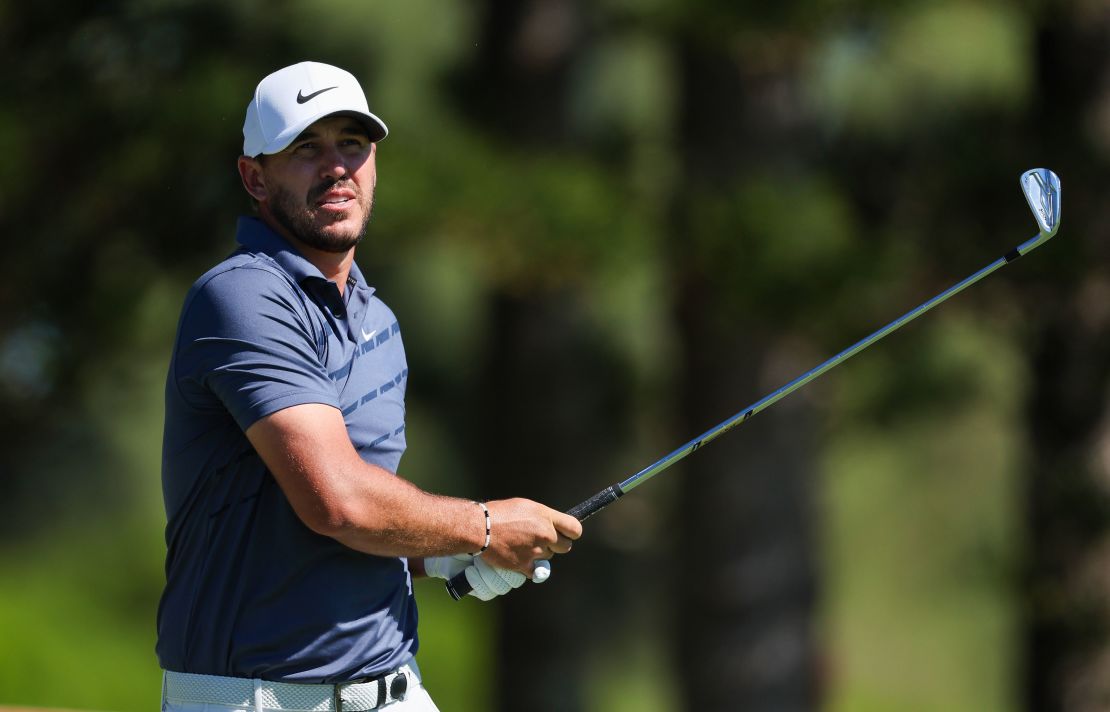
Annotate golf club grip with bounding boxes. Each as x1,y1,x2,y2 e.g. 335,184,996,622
567,484,623,522
445,570,471,601
445,484,626,600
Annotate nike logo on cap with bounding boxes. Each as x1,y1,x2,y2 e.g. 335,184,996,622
296,86,338,104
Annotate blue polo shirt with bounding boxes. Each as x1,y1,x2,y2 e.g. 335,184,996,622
157,217,415,683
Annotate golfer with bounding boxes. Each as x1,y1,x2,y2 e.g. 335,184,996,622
157,61,582,712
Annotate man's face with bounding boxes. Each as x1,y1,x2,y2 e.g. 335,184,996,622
249,116,377,253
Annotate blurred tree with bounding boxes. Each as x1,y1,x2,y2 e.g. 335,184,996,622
667,25,829,710
444,4,633,710
0,0,283,535
1018,8,1110,711
474,291,633,712
4,2,1110,711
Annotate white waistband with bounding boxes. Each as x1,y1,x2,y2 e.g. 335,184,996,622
163,664,417,712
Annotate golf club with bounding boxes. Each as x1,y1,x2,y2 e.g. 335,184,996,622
447,167,1062,601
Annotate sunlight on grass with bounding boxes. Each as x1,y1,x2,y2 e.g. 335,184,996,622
821,314,1024,712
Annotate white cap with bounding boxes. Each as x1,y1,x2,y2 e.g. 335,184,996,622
242,61,388,157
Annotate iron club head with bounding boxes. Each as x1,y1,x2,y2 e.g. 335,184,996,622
1021,168,1062,237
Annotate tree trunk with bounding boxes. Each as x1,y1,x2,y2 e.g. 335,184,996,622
1023,299,1110,711
476,291,630,712
1019,12,1110,711
669,37,822,712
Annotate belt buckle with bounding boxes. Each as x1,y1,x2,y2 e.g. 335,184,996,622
333,670,407,712
389,670,408,702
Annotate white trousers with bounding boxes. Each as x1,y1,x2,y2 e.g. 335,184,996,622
161,671,441,712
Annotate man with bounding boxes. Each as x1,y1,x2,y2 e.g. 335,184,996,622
157,61,582,712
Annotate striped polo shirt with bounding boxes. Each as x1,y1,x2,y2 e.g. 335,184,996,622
157,216,415,683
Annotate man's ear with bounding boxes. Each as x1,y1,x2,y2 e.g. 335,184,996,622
238,156,268,202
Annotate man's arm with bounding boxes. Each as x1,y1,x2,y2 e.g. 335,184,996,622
245,402,581,573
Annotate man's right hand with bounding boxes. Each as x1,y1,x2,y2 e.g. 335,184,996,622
479,498,583,573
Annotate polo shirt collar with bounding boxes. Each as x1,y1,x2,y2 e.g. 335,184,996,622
347,258,371,295
235,216,374,296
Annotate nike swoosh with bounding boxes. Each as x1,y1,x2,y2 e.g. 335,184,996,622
296,86,338,104
361,328,377,343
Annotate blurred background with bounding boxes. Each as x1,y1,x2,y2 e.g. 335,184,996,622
1,0,1107,710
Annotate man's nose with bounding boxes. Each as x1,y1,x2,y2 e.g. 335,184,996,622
318,145,349,179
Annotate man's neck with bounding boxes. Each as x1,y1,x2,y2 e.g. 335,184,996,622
290,238,356,294
259,213,355,294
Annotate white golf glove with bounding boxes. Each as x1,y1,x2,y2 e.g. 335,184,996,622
424,555,550,601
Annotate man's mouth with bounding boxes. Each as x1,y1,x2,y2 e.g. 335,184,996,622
316,193,356,213
312,182,358,212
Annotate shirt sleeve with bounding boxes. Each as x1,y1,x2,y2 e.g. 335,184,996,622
172,265,340,432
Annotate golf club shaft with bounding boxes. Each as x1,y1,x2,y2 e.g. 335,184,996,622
446,226,1053,601
590,230,1049,511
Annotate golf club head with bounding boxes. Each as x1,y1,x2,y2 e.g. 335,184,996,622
1021,168,1061,237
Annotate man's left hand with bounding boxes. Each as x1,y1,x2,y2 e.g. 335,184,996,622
424,555,550,601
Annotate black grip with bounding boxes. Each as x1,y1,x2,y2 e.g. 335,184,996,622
567,485,623,521
445,570,470,600
445,483,625,601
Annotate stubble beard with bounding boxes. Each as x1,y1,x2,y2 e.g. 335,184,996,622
268,179,375,254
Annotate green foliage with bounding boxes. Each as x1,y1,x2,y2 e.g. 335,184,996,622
823,312,1026,712
0,0,1087,710
0,526,163,711
571,33,678,142
377,127,653,293
411,585,493,712
808,3,1032,136
688,170,862,321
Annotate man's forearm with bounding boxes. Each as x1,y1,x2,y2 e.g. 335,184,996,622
246,402,580,573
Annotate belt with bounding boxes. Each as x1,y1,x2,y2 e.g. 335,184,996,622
163,664,415,711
